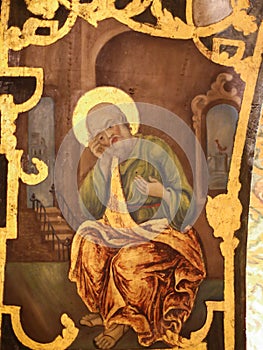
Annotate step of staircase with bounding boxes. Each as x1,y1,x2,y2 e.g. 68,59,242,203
41,208,74,244
40,215,64,223
11,204,75,261
7,210,60,262
44,207,61,216
43,232,73,242
43,222,73,232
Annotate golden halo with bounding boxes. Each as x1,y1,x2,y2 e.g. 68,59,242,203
72,86,140,146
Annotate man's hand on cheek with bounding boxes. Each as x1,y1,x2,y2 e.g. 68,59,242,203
89,138,107,158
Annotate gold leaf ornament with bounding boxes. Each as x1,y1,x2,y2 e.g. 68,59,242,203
6,26,29,51
19,156,49,186
206,194,242,239
24,0,60,19
232,9,258,36
150,0,194,39
1,306,79,349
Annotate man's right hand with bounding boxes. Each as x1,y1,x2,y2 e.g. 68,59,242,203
89,138,107,158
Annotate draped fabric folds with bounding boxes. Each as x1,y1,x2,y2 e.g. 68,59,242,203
69,144,206,347
69,220,205,346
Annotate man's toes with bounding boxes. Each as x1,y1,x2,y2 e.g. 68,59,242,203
94,332,104,342
97,336,114,350
100,338,109,349
94,335,105,348
80,316,89,325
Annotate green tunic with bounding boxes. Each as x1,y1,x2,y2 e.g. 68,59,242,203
80,135,194,231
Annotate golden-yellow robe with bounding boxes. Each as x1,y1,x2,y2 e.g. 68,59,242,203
69,136,206,347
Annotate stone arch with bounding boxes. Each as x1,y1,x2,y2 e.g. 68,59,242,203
84,19,131,89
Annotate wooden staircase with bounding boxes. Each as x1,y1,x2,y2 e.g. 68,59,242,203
7,188,76,262
6,209,62,262
29,193,76,261
41,207,74,241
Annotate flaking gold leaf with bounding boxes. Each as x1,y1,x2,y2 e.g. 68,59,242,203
24,0,60,19
232,9,257,36
206,194,242,238
19,157,48,185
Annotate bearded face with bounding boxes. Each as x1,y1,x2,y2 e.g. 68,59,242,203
86,105,133,159
88,123,132,158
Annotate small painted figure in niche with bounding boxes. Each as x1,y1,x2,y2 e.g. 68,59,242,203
206,104,238,190
69,104,206,349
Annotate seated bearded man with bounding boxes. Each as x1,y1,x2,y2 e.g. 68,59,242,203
69,104,206,349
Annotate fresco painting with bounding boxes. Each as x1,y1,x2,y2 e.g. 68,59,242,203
1,1,263,349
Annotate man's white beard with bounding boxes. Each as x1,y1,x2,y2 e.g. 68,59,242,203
98,137,138,180
109,137,137,163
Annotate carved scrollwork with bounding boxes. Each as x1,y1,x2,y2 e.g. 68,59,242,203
0,0,262,349
24,0,60,19
191,72,241,142
4,2,77,51
1,0,259,66
0,62,78,348
191,0,257,79
179,301,224,349
58,0,258,42
1,306,78,349
19,155,48,186
191,72,245,350
193,36,254,81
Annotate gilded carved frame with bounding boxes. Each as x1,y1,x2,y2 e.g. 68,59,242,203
0,0,262,349
192,72,242,195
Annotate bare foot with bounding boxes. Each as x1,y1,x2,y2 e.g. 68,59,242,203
80,313,103,327
94,324,129,349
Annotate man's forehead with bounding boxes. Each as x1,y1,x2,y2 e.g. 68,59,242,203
87,105,126,137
